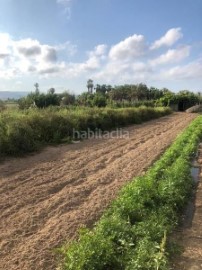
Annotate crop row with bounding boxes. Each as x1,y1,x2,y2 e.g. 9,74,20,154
59,115,202,270
0,106,171,156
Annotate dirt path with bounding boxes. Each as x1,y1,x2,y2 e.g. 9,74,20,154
173,143,202,270
0,112,197,270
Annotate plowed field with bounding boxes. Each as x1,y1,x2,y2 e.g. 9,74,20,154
0,112,197,270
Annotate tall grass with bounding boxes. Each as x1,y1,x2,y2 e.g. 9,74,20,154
0,106,171,156
59,116,202,270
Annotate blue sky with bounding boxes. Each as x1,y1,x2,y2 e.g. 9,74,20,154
0,0,201,94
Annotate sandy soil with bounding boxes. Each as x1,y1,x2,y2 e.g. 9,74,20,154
0,112,197,270
172,143,202,270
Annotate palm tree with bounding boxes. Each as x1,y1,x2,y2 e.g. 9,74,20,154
48,88,55,95
34,83,39,94
87,79,94,94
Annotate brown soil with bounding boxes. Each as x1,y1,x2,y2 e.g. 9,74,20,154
172,143,202,270
0,112,197,270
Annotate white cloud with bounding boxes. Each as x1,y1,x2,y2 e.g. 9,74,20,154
0,32,107,80
76,44,107,73
0,67,18,79
0,33,77,79
0,33,12,60
64,45,107,77
87,44,107,60
0,29,201,89
42,46,57,63
93,44,108,56
150,46,190,66
150,28,183,50
56,41,77,56
0,53,9,59
57,0,72,18
94,60,152,84
16,39,41,57
39,66,62,75
109,34,146,61
162,59,202,80
94,36,150,83
93,32,200,85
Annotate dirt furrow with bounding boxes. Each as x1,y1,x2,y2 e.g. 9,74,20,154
0,112,197,270
172,143,202,270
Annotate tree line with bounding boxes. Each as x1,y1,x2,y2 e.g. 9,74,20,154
0,80,201,110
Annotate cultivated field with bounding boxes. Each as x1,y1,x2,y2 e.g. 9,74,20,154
0,112,197,270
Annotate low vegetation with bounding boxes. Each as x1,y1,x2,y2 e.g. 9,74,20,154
59,116,202,270
0,106,171,157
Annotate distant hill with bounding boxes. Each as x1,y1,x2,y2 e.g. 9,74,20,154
0,91,29,100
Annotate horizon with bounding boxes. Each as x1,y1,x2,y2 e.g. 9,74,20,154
0,0,201,94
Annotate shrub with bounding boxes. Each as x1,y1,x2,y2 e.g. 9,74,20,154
0,106,171,157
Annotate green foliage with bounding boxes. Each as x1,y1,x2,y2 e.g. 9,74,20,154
0,99,6,111
59,116,202,270
107,99,156,108
76,92,94,106
0,106,171,157
77,92,107,107
16,83,201,110
91,93,107,107
60,91,75,106
18,89,71,109
108,84,151,102
34,92,60,108
95,84,112,95
176,90,200,110
62,228,120,270
156,92,177,107
18,95,34,109
156,90,200,108
107,85,200,110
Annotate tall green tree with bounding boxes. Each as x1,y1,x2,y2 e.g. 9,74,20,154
60,91,75,105
48,88,55,95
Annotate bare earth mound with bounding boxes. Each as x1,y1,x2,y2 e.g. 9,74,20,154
0,112,197,270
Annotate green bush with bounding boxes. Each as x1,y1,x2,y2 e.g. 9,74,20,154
0,106,171,157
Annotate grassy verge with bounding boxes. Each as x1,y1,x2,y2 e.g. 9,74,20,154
0,106,171,156
59,115,202,270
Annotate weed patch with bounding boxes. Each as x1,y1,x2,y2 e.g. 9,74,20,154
0,106,171,156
